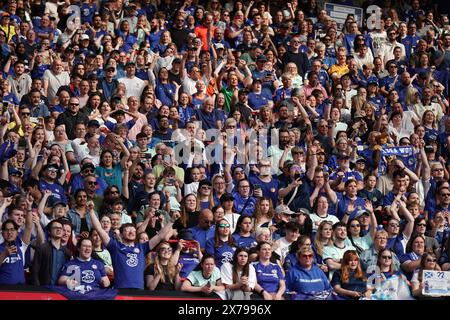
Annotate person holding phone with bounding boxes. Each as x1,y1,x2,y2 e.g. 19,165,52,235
0,213,33,285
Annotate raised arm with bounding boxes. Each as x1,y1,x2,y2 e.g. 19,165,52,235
398,200,414,240
87,201,110,245
148,211,180,250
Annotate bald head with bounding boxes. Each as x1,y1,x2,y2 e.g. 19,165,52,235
199,209,213,229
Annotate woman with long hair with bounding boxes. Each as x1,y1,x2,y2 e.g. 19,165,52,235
173,194,200,232
253,197,275,233
313,221,333,264
232,215,257,250
181,254,225,297
411,252,442,298
205,218,237,268
67,189,95,238
331,250,371,299
196,180,215,211
145,242,182,291
220,247,256,300
252,241,285,300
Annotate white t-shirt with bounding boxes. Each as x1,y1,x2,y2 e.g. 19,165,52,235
118,76,146,98
220,262,257,290
274,237,293,264
310,213,340,233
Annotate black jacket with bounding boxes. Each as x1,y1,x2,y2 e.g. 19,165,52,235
56,110,89,140
31,241,72,286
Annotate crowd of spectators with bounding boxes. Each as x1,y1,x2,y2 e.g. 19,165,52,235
0,0,449,300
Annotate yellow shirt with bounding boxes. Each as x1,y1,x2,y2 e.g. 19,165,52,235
328,63,349,78
0,25,15,43
8,121,36,137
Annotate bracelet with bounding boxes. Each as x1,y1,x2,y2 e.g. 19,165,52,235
344,212,350,215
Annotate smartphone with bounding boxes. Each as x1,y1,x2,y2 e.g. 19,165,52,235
30,117,39,124
294,173,301,180
254,184,261,190
144,153,153,159
163,155,171,163
167,178,176,185
155,210,161,217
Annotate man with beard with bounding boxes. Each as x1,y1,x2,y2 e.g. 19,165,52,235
56,97,89,140
130,171,160,220
88,206,179,289
268,128,292,175
169,15,188,51
38,163,67,207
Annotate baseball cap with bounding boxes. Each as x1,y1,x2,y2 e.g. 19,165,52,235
239,88,250,95
43,163,59,171
80,34,90,41
368,79,379,86
88,120,100,128
275,204,295,215
105,64,115,71
355,209,370,219
125,61,135,67
297,208,311,216
198,180,212,189
81,162,96,172
8,167,23,177
256,55,268,62
214,43,225,50
51,200,66,208
220,193,235,203
111,109,125,116
355,157,366,163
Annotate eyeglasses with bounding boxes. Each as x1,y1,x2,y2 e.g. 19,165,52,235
432,168,444,172
218,224,230,228
381,255,392,260
301,254,313,258
426,258,437,262
417,223,427,227
201,186,211,190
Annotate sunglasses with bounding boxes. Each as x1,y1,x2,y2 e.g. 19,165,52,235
350,224,360,227
426,258,437,262
381,255,392,260
83,169,94,174
440,193,450,197
417,223,427,227
389,223,399,227
301,254,313,258
21,112,30,116
218,224,230,228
